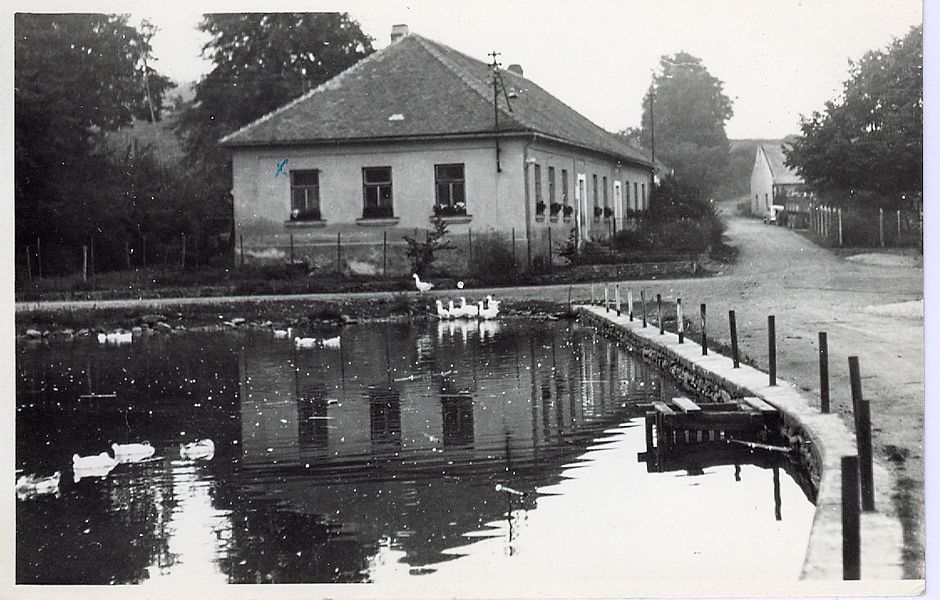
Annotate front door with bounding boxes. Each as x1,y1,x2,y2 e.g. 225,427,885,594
613,181,623,227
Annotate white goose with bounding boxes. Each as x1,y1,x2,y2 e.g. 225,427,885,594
435,300,452,319
457,297,479,319
485,295,501,312
320,336,341,349
273,326,293,339
180,438,215,461
413,273,434,293
72,452,118,481
294,336,318,349
478,300,499,320
111,442,155,464
16,471,61,500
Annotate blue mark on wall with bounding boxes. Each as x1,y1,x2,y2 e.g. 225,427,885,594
275,159,288,177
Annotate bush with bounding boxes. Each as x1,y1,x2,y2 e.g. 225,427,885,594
470,232,517,284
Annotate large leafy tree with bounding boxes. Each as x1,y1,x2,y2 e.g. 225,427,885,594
785,26,922,203
176,13,374,193
15,13,173,272
640,52,734,196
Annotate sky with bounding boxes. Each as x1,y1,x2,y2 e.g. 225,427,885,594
124,0,923,141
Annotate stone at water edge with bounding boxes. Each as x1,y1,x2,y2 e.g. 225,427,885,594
24,329,42,339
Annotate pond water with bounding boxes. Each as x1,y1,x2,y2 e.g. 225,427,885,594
16,319,815,588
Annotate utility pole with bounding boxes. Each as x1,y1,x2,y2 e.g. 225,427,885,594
649,80,656,166
489,51,502,173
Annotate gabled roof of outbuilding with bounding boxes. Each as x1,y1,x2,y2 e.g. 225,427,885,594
760,143,803,185
220,33,652,168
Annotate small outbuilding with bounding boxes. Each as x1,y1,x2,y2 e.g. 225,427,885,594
749,143,805,220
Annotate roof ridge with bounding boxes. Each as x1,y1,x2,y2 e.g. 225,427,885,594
759,144,776,178
219,40,397,146
411,34,525,132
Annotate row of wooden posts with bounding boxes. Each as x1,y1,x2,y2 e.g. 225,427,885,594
585,282,877,580
809,204,908,248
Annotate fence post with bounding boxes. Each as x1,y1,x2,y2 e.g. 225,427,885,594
590,283,596,305
677,298,683,343
896,209,902,241
383,230,387,277
615,284,621,316
819,332,830,413
511,228,516,269
848,356,875,512
604,285,610,313
627,289,634,321
657,294,663,335
729,310,740,368
337,231,342,272
82,245,88,282
641,290,647,327
768,315,777,386
700,303,707,356
838,208,844,247
878,208,885,247
841,454,861,580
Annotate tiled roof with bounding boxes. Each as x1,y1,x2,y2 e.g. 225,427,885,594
220,33,652,168
761,143,803,185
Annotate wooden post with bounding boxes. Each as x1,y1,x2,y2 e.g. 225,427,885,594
604,285,610,312
849,356,875,512
896,209,902,241
336,231,342,272
841,455,861,580
290,233,294,264
657,294,663,335
879,208,885,247
615,284,621,316
641,290,647,327
511,228,516,268
677,298,683,343
240,234,245,268
700,303,707,355
383,230,387,277
729,310,740,368
768,315,777,386
591,283,596,305
82,245,88,282
819,332,830,413
627,289,634,321
773,466,782,521
838,208,844,247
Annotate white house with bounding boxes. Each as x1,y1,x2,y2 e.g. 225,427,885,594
750,143,804,218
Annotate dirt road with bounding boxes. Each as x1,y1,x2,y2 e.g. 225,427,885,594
15,211,925,576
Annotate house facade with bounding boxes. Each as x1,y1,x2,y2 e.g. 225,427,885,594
749,143,806,219
221,27,653,274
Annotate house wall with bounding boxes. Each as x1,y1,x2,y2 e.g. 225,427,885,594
231,137,650,274
750,147,774,217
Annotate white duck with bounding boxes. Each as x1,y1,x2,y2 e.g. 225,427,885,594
294,336,318,349
111,442,155,464
485,295,501,312
435,300,452,319
273,326,293,339
72,452,118,481
16,471,61,500
180,438,215,461
457,297,479,319
320,336,341,349
413,273,434,293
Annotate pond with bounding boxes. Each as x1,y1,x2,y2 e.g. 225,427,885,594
16,319,815,588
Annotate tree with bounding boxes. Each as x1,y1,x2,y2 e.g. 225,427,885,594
639,52,734,196
175,13,374,191
15,13,173,272
785,26,922,204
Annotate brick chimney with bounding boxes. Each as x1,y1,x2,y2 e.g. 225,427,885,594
390,24,409,43
507,64,524,76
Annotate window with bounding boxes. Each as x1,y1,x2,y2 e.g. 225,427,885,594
561,169,569,204
603,176,608,206
625,181,632,212
534,164,542,204
290,170,321,221
362,167,393,218
592,174,600,219
633,182,639,210
435,163,466,215
548,167,556,203
641,183,647,210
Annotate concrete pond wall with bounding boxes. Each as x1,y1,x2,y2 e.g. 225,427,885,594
576,305,905,581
